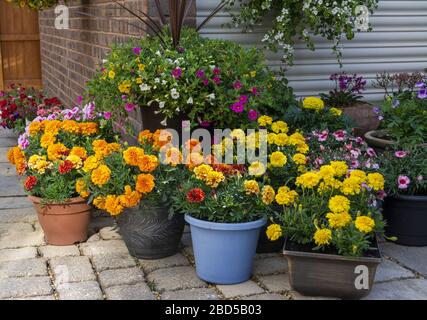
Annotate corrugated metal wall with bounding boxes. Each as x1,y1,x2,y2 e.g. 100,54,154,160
197,0,427,101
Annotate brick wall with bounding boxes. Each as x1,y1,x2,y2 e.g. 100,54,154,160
39,0,149,108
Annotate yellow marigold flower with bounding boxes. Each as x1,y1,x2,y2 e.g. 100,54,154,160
330,161,348,176
104,195,124,216
275,190,298,206
296,143,309,154
261,185,275,205
119,185,142,208
319,165,336,180
367,173,384,191
277,186,290,194
118,80,131,94
244,180,260,195
92,140,111,158
267,133,277,145
194,164,213,180
186,152,205,170
328,195,350,214
330,107,343,116
292,153,306,165
66,154,83,169
28,155,51,174
274,133,289,146
205,171,225,188
250,71,257,77
83,155,99,172
295,171,321,189
43,120,61,135
341,176,362,195
28,121,43,136
93,196,106,210
108,70,115,79
61,120,81,134
76,179,90,198
350,169,367,183
313,228,332,246
138,63,145,71
108,142,121,153
266,224,282,241
138,129,153,144
302,97,325,112
136,77,143,84
271,121,289,134
79,122,99,136
258,115,273,127
138,155,158,172
289,132,306,145
355,216,375,233
270,151,287,167
326,212,352,229
91,165,111,186
70,146,87,159
248,161,266,176
123,147,144,166
163,147,183,167
136,173,155,194
47,143,68,161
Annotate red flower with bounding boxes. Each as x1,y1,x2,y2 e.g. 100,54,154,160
24,176,37,191
58,160,74,174
186,188,205,203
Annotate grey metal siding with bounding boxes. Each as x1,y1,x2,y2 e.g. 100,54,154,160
197,0,427,101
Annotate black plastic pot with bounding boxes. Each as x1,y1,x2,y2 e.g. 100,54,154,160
383,195,427,246
283,238,382,299
118,206,185,259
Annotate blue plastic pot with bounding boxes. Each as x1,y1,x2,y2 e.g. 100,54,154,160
185,214,266,284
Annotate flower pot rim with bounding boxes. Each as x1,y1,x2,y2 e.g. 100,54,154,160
388,194,427,201
283,238,382,263
184,214,266,231
28,195,88,205
364,130,396,146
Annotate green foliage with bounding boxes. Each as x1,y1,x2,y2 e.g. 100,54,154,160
7,0,59,10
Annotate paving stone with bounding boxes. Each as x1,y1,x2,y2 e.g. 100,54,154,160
57,281,103,300
0,276,53,299
87,233,101,242
216,281,265,298
0,222,33,235
0,230,45,249
257,274,291,293
139,253,189,273
92,252,136,272
241,293,287,300
99,226,121,240
290,291,340,300
39,245,80,258
253,256,288,275
182,245,193,257
147,266,207,292
0,163,17,176
80,240,129,256
0,196,33,209
380,242,427,277
0,207,37,223
105,283,155,300
8,295,55,300
50,256,96,284
0,247,38,262
161,288,219,300
98,267,144,288
0,147,11,162
0,258,47,279
0,177,27,197
375,259,415,283
365,279,427,300
254,253,282,260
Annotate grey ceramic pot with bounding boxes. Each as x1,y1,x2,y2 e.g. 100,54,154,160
283,238,382,299
118,206,185,259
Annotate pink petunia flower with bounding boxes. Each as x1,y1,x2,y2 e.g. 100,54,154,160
103,112,112,120
202,79,209,86
395,151,407,158
333,130,347,141
213,67,221,75
317,131,328,142
125,103,135,112
248,109,259,121
196,70,205,79
212,76,221,85
366,147,376,157
397,175,411,189
251,87,258,95
172,67,182,79
233,81,242,90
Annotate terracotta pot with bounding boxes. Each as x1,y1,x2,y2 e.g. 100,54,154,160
29,195,91,246
341,102,379,136
364,130,396,152
283,238,382,299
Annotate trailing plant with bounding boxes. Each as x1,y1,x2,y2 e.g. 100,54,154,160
227,0,379,65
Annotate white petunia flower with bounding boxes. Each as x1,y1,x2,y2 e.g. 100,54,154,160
187,97,193,104
159,101,165,109
171,88,180,99
140,84,151,92
206,93,215,100
154,78,160,83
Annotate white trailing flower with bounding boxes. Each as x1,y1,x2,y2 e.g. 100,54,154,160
170,88,180,99
159,101,166,109
154,78,160,83
160,118,168,126
187,97,194,104
206,93,215,100
140,83,151,92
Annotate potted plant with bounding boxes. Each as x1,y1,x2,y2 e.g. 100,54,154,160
320,72,377,135
7,106,115,245
83,129,187,259
267,163,386,299
365,78,427,150
380,146,427,246
172,162,267,284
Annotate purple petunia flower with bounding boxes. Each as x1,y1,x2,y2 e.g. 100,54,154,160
121,95,127,101
172,67,182,79
372,106,381,114
177,47,185,53
418,89,427,99
415,82,425,88
392,99,400,108
239,95,248,104
103,112,112,120
196,70,205,79
202,79,209,86
251,87,258,95
212,76,221,85
233,81,242,90
248,109,259,121
230,102,244,113
125,103,135,112
132,47,142,55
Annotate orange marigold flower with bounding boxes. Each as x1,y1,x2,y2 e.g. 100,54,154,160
153,129,173,150
104,195,124,216
108,142,121,153
123,147,144,166
8,147,26,174
186,152,204,170
119,185,142,208
91,164,111,186
61,120,81,134
138,129,153,145
135,173,155,194
24,176,38,191
75,179,90,198
83,155,99,172
47,143,69,161
58,160,74,174
40,133,56,149
186,188,205,203
93,196,106,210
70,146,87,159
28,121,43,137
162,147,182,167
43,120,61,135
92,139,110,158
138,155,159,172
79,122,98,135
